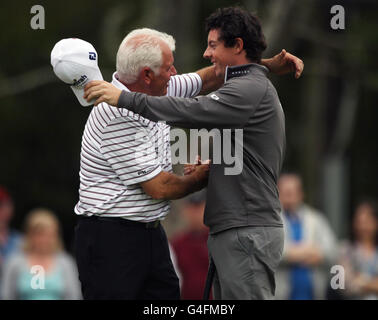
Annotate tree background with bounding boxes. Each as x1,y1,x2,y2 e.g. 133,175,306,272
0,0,377,250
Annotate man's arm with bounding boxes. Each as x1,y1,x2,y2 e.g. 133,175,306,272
84,78,264,129
196,66,223,95
140,165,208,200
195,49,304,94
125,78,262,129
284,244,324,267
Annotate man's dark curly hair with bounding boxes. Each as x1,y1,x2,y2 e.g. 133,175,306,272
205,7,267,63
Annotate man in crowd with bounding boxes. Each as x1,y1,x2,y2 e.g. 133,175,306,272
170,189,210,299
275,173,337,300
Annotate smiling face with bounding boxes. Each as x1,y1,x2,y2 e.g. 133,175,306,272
203,29,240,78
150,41,177,96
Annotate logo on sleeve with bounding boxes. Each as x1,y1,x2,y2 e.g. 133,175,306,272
210,94,219,101
138,168,154,176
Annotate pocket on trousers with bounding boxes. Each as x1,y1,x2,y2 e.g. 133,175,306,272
235,226,268,256
236,227,284,270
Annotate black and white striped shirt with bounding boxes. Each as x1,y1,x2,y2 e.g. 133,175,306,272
74,72,202,222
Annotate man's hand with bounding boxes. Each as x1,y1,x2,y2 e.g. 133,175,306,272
84,80,122,106
262,49,304,79
300,245,324,266
184,156,211,175
191,162,210,190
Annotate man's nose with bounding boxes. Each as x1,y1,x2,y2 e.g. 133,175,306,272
203,47,211,60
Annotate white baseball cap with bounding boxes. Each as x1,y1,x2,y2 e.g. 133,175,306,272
51,38,103,106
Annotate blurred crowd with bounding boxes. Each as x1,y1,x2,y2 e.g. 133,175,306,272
0,177,377,300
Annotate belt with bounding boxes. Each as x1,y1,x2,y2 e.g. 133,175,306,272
78,215,161,229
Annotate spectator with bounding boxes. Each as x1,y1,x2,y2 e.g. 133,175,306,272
275,173,337,300
0,186,22,295
337,200,378,299
170,189,210,299
1,208,81,300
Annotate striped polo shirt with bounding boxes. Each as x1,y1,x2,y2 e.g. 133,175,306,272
74,72,202,222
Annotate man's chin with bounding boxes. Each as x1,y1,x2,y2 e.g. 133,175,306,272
153,88,168,97
215,70,225,79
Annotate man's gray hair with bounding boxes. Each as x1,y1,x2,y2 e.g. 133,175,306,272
116,28,176,84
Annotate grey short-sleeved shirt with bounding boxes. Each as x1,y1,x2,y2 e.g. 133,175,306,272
117,63,286,234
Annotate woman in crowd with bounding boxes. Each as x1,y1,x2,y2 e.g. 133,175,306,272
338,200,378,299
1,208,81,299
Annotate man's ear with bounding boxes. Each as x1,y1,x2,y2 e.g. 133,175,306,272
141,67,154,85
234,38,244,55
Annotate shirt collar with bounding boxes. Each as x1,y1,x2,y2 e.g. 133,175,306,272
225,63,269,83
111,72,131,92
110,72,171,129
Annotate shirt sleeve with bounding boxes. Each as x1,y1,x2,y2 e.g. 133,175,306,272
1,254,22,300
117,78,266,129
100,117,162,186
167,73,202,98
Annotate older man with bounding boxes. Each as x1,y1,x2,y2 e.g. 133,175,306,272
74,29,211,300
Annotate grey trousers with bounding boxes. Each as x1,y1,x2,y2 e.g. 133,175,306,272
208,226,284,300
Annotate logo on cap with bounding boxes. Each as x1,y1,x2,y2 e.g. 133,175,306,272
89,52,96,60
73,75,89,87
